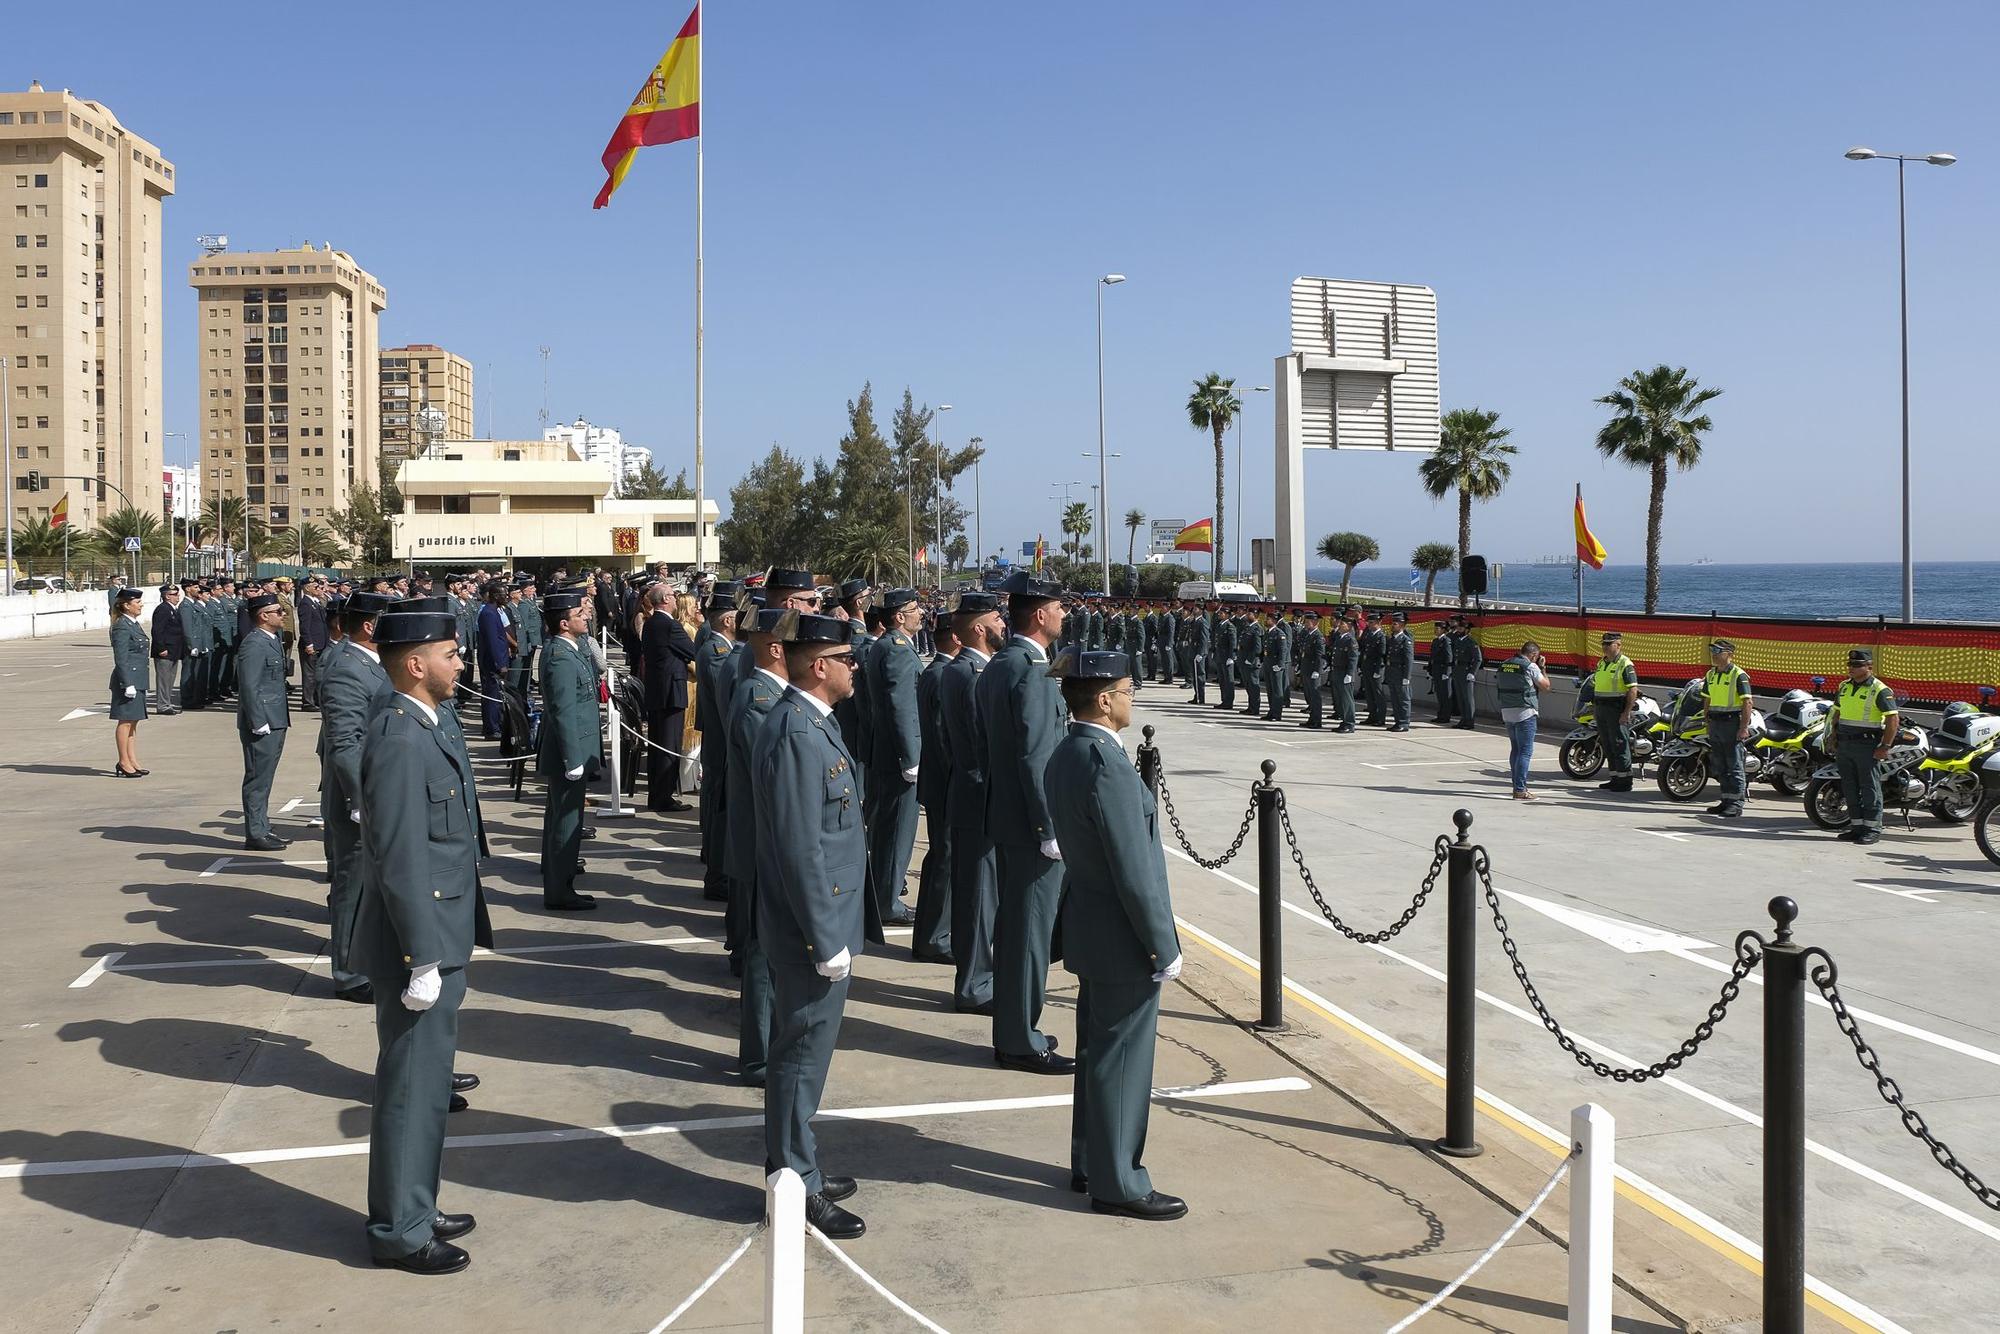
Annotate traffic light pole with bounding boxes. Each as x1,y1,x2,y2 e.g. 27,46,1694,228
2,357,12,595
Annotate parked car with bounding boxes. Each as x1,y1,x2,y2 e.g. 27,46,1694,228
11,576,69,593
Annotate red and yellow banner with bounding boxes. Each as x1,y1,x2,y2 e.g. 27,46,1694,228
593,4,701,209
1574,488,1606,570
50,493,68,530
1174,518,1214,553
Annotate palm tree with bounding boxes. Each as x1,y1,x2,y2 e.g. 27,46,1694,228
1060,501,1092,562
1411,541,1457,607
9,517,64,577
1417,407,1516,607
199,494,267,570
291,521,346,567
1185,374,1241,582
828,520,904,587
1124,507,1146,569
1317,531,1380,602
945,533,969,573
1594,365,1723,613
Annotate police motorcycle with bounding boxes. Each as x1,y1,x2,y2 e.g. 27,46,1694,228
1654,678,1771,802
1800,697,1996,830
1557,676,1666,780
1749,680,1832,797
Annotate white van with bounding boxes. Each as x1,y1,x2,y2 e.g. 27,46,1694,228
1176,579,1260,601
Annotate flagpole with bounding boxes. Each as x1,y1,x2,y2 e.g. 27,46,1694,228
692,0,706,577
1574,482,1584,616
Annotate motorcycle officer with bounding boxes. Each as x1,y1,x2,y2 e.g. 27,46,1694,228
1833,648,1898,846
1704,640,1754,819
1592,631,1640,793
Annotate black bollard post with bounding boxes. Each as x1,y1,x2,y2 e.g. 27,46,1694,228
1435,809,1483,1158
1252,759,1285,1032
1138,724,1161,796
1762,895,1806,1334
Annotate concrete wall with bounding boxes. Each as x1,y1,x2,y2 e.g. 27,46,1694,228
0,588,159,641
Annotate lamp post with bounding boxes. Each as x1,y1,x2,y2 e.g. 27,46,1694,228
165,431,189,584
1080,449,1122,587
1845,145,1955,623
1235,384,1271,581
969,436,984,576
933,404,952,589
1095,274,1125,597
1051,480,1084,563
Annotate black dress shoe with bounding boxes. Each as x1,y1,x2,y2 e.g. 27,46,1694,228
805,1191,865,1240
448,1094,469,1113
451,1072,480,1093
544,896,597,912
1070,1173,1089,1194
581,825,597,839
334,983,375,1005
994,1047,1077,1075
955,1000,994,1016
243,834,288,852
820,1175,857,1203
911,949,956,966
374,1238,470,1274
1855,829,1882,845
1092,1190,1188,1221
432,1212,476,1241
657,798,693,813
882,906,916,927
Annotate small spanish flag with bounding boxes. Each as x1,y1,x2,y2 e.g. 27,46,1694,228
1574,485,1607,570
1173,517,1214,554
1033,535,1047,574
50,492,68,530
593,4,701,209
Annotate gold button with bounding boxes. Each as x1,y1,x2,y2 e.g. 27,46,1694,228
403,954,412,963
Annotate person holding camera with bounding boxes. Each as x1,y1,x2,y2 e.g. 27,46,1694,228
1495,640,1550,800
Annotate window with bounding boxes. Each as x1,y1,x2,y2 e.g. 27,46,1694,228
33,174,47,188
653,521,697,538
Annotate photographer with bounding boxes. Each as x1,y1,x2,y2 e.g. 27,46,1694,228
1495,640,1550,801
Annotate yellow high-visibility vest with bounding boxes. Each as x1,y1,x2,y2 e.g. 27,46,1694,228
1592,654,1635,696
1705,666,1750,710
1836,679,1891,730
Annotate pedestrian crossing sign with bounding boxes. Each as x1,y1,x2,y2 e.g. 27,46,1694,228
1409,568,1421,590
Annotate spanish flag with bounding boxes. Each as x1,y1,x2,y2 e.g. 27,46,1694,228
593,4,701,209
1173,517,1214,554
50,493,68,530
1033,535,1047,574
1574,485,1607,570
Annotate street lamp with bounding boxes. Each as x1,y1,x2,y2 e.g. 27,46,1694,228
165,431,189,584
1235,385,1271,581
968,436,984,575
1051,479,1084,563
1095,274,1125,596
1845,145,1956,623
1080,449,1122,584
934,404,952,589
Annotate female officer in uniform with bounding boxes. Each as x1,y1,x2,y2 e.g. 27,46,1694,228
109,585,151,778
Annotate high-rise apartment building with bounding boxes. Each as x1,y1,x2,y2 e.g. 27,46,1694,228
188,242,385,531
2,81,173,529
380,343,472,470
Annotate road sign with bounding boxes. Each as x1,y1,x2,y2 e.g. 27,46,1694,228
1148,517,1189,554
122,537,142,553
1410,568,1421,590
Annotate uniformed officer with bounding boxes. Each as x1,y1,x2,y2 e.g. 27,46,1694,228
1120,603,1144,695
1385,611,1415,731
943,592,1004,1012
726,606,791,1084
1591,631,1641,793
538,593,602,911
1328,611,1360,733
1295,610,1326,728
515,575,544,694
753,611,869,1240
1213,605,1239,711
181,583,210,711
1262,607,1291,722
866,588,924,928
1046,649,1187,1221
214,579,241,700
237,593,290,850
693,581,742,906
911,617,959,965
1429,618,1455,724
831,578,873,766
1359,613,1388,726
1453,618,1484,729
1833,649,1898,846
318,590,397,1003
352,609,493,1275
1238,610,1264,717
979,572,1076,1074
1704,640,1755,819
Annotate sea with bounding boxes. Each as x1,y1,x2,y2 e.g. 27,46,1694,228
1303,562,1999,624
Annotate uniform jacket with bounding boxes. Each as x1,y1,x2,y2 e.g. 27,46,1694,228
1294,626,1326,676
1238,620,1265,674
866,627,922,776
351,696,494,976
236,630,290,738
1214,615,1238,670
1429,632,1453,676
477,603,513,670
1330,629,1358,675
1451,630,1483,677
109,616,150,698
978,636,1068,845
537,636,603,779
298,595,331,654
1047,723,1180,982
915,652,955,811
317,639,393,819
693,630,736,740
1386,629,1415,681
1264,621,1292,672
752,689,868,966
940,647,990,831
724,666,786,886
640,609,696,713
1360,626,1386,677
150,599,187,659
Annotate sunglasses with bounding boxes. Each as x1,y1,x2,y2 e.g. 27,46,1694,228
821,651,858,666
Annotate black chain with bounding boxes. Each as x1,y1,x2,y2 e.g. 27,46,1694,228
1477,848,1761,1082
1808,951,2000,1211
1154,770,1257,869
1277,792,1446,943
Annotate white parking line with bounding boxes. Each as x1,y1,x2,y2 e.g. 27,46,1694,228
66,953,124,989
0,1077,1310,1180
1856,880,1939,905
1360,761,1468,770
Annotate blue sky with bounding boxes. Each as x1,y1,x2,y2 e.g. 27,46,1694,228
14,0,1999,569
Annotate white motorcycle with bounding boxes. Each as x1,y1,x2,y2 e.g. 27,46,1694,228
1558,680,1665,781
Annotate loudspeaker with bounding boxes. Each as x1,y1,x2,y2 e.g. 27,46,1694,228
1460,555,1488,597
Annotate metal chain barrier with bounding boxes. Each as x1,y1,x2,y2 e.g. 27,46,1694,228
1277,792,1447,944
1155,769,1257,869
1807,949,2000,1212
1476,847,1762,1082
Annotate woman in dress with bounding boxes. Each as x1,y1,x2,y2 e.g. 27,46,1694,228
108,585,151,778
674,592,704,761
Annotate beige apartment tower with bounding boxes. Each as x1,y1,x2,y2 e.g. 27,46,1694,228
381,343,473,469
188,244,385,533
2,81,173,529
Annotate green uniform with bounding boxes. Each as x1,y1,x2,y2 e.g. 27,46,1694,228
517,596,544,691
865,627,923,923
694,630,739,908
726,665,786,1083
978,635,1069,1058
752,688,868,1193
1704,664,1754,803
108,614,150,722
1047,721,1181,1206
1215,615,1239,710
1592,653,1640,784
1295,622,1325,727
1263,619,1291,720
537,636,602,905
318,638,394,993
1385,627,1414,729
942,647,996,1008
351,694,493,1261
236,628,289,840
1329,626,1359,731
912,651,957,960
1835,677,1897,834
1238,619,1264,715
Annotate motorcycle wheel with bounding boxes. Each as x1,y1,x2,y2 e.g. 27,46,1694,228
1657,753,1709,802
1559,736,1604,780
1767,762,1808,797
1974,796,2000,869
1804,776,1850,831
1930,784,1980,825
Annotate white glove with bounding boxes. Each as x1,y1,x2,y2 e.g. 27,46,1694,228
1344,675,1353,685
349,807,361,824
124,686,137,699
1039,838,1062,861
901,765,920,782
814,947,851,981
1151,954,1183,983
566,764,584,779
253,723,270,736
401,962,442,1011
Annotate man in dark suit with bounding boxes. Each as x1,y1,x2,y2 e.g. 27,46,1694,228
911,616,959,964
150,582,188,714
297,576,332,711
641,589,697,813
353,609,493,1274
1046,650,1186,1221
475,583,512,738
236,594,291,851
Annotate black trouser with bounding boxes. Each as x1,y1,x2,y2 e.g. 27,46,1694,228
647,707,684,804
1430,670,1452,721
300,646,322,708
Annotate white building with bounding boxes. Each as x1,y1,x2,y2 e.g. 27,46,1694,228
162,464,202,520
618,442,654,484
542,415,656,491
